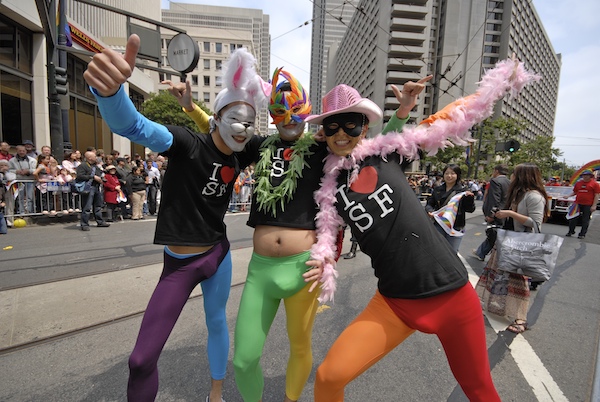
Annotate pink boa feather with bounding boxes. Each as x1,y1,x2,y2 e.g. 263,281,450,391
311,58,540,303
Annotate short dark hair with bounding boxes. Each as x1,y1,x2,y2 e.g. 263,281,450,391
443,164,462,182
494,164,509,176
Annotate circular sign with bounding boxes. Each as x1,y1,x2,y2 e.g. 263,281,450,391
167,33,200,73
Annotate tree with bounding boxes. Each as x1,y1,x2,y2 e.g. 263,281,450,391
507,134,562,178
140,91,212,132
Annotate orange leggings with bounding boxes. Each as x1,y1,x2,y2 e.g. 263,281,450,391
314,284,500,402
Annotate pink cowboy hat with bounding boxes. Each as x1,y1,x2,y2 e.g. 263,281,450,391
305,84,382,125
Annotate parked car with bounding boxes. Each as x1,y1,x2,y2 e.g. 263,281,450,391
544,186,575,217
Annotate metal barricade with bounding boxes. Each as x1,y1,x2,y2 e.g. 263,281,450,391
3,179,82,220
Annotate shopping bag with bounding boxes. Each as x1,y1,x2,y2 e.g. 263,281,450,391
494,229,563,282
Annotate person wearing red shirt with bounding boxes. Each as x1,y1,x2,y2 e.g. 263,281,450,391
565,170,600,239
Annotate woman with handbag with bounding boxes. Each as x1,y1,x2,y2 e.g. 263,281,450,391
425,164,475,252
491,163,549,334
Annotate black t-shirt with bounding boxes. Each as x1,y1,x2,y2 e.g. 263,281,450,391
154,126,249,246
334,152,468,299
244,139,329,230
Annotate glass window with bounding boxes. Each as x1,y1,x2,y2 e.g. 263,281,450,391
215,43,222,53
204,59,210,70
203,42,210,52
0,70,32,145
192,75,198,85
204,76,210,86
203,92,210,102
216,60,222,70
215,76,222,87
230,43,236,53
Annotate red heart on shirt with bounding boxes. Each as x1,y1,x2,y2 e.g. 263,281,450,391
350,166,378,194
220,166,235,183
283,148,293,161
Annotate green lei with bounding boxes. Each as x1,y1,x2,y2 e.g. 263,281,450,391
254,133,317,216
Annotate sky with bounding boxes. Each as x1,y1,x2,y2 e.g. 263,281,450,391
161,0,600,168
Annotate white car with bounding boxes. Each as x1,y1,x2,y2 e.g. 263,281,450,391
544,186,575,217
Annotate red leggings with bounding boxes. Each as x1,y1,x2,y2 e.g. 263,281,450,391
315,284,500,401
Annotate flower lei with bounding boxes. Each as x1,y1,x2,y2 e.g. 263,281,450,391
254,133,317,216
311,58,540,303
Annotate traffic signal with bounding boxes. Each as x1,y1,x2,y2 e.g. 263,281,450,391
505,139,520,153
48,62,68,96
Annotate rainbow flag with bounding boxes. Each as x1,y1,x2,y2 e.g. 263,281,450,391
566,203,580,220
432,192,467,237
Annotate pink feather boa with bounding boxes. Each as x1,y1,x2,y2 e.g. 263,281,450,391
311,58,540,303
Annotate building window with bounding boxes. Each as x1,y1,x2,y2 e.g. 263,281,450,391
203,42,210,52
204,59,210,70
230,43,236,53
215,76,222,87
216,60,222,70
204,76,210,86
215,43,222,53
203,92,210,103
0,19,33,75
0,71,33,145
191,75,198,85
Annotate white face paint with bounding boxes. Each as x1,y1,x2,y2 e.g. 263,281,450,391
215,103,256,152
276,121,306,141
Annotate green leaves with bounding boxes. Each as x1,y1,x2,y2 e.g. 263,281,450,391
140,90,212,132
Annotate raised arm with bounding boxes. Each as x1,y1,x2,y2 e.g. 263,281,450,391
83,34,173,153
382,76,432,134
163,79,211,134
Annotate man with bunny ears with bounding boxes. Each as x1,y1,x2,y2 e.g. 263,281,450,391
84,34,270,402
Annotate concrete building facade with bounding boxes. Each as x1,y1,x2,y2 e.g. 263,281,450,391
161,2,271,135
322,0,561,143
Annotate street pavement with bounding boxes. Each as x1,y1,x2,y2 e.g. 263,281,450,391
1,205,599,401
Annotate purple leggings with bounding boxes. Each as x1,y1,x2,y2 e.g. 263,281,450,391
127,238,232,401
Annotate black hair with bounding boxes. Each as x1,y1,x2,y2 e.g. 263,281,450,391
443,164,462,182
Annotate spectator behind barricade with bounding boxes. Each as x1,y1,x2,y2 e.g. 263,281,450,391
114,158,131,219
110,149,120,160
40,145,52,158
2,157,17,227
104,154,115,169
103,165,123,222
0,159,10,233
61,150,79,176
76,150,110,231
0,141,13,161
230,171,244,212
95,149,105,167
23,140,39,159
9,145,37,215
127,165,146,220
240,166,254,212
33,154,55,214
145,158,160,215
56,165,74,213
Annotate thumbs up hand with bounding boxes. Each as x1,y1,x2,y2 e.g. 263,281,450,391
83,34,140,97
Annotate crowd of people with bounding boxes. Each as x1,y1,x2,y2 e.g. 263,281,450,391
0,138,167,231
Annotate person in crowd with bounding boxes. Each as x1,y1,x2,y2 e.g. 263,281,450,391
33,154,55,214
492,163,549,332
0,159,11,233
110,149,120,160
472,164,511,261
84,34,270,402
0,141,13,161
95,149,106,167
9,144,37,215
307,59,536,401
61,150,79,176
425,164,475,252
23,140,39,159
115,157,132,218
239,166,254,213
127,165,146,220
144,158,160,215
565,169,600,239
40,145,52,157
55,164,74,213
76,150,110,231
172,64,426,401
103,164,123,222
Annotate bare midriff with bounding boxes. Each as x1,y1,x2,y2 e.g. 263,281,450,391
253,225,317,258
166,245,214,254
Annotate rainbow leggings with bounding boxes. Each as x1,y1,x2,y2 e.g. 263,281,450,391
127,239,232,401
233,251,320,401
315,284,500,402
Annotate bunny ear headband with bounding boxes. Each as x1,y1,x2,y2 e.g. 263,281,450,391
213,48,272,115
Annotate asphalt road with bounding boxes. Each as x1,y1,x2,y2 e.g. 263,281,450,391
1,207,599,401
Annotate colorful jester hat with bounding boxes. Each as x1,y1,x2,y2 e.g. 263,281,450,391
268,68,312,125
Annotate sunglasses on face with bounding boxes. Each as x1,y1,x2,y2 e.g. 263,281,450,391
323,113,366,137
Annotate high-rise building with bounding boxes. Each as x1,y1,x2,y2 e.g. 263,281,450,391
161,2,271,135
309,0,355,116
320,0,561,143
